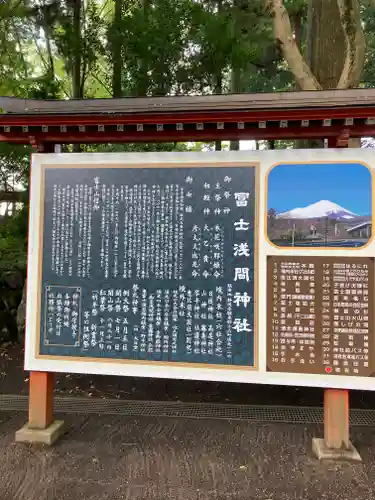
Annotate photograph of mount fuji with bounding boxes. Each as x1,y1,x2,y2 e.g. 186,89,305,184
267,162,373,248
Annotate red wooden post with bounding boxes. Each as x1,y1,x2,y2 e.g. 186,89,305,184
313,131,361,461
15,141,65,444
29,142,55,429
324,389,349,449
28,371,54,430
327,134,350,451
325,132,361,450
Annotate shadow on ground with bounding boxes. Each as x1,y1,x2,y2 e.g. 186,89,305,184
1,412,375,500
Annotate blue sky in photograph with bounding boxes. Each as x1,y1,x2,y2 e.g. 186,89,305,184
267,162,372,215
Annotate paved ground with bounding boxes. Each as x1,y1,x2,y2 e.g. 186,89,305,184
1,411,375,500
2,341,375,499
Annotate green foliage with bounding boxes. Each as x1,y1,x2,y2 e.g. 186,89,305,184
1,0,375,278
116,0,197,95
103,0,289,96
0,0,31,95
284,0,307,13
0,208,28,274
361,0,375,87
0,144,30,192
84,142,207,153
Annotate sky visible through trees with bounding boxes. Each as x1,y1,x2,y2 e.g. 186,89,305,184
1,0,375,276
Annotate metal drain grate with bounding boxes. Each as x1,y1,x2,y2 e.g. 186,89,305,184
56,398,325,424
1,394,375,426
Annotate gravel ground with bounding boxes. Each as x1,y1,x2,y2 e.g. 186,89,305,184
1,412,375,500
1,342,375,499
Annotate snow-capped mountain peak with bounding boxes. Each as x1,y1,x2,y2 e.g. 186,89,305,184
277,200,357,220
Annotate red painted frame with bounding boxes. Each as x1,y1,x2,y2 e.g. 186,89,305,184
0,103,375,146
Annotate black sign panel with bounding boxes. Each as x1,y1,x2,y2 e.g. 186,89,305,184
39,164,257,366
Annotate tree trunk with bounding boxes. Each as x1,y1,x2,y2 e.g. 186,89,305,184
46,34,55,77
137,0,151,96
230,0,245,152
72,0,82,152
302,0,363,148
336,0,365,89
268,0,321,90
72,0,82,99
292,9,303,147
307,0,345,89
230,68,241,151
214,71,222,152
269,0,364,92
112,0,123,97
293,12,302,52
16,281,26,343
303,0,345,149
215,0,223,152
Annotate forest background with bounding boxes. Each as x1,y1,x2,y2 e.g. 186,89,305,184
0,0,374,341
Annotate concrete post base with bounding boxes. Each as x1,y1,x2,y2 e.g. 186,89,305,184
15,420,65,445
312,438,362,462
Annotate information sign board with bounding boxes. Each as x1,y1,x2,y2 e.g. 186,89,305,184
25,150,375,390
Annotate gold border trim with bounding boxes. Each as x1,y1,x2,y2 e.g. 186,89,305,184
264,160,375,251
33,160,260,372
43,285,82,347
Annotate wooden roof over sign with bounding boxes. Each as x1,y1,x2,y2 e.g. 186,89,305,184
0,89,375,146
2,88,375,115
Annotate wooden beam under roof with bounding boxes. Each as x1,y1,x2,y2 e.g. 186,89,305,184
1,88,375,116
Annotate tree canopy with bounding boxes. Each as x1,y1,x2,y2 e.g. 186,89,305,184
1,0,374,211
0,0,372,180
1,0,375,341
